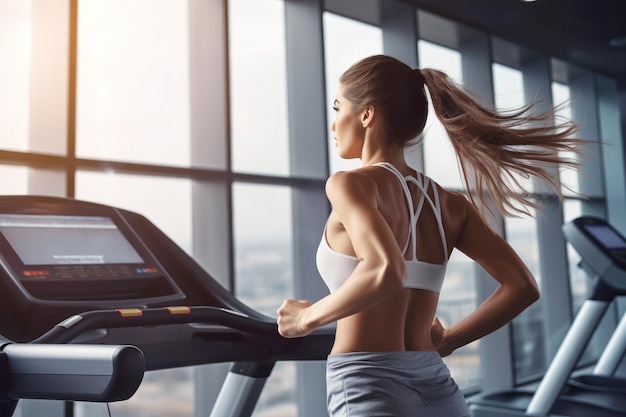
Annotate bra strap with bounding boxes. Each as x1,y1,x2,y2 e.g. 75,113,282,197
374,162,448,262
373,162,415,255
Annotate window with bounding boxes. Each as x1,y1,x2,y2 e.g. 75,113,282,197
76,0,191,166
323,12,383,173
0,166,28,194
493,63,546,379
552,82,579,196
229,0,290,176
0,0,31,152
75,171,193,253
106,368,194,417
492,63,534,194
438,251,480,387
0,165,65,197
233,182,295,416
418,40,464,189
563,199,587,312
554,82,588,313
507,208,545,379
1,0,67,155
233,183,294,316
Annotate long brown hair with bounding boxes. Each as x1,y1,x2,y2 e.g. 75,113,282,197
340,55,582,219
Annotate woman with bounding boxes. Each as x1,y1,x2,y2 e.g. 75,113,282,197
277,55,580,416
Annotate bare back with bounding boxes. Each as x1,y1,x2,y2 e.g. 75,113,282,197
324,164,468,354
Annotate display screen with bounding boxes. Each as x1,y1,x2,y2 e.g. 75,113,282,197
583,224,626,250
0,214,144,265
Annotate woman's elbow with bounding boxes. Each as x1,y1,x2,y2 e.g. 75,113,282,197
377,261,407,293
521,278,541,306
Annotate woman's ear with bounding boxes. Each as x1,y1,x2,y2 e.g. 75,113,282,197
361,106,375,128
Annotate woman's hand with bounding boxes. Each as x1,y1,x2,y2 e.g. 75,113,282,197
277,299,313,338
431,316,454,357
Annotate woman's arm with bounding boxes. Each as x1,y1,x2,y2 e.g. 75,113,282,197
433,202,540,356
277,170,407,338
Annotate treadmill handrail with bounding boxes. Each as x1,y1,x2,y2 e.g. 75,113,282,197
32,306,281,344
0,343,144,402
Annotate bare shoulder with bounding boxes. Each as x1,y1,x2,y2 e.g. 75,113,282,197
431,186,473,243
431,183,470,218
440,189,470,208
325,169,378,206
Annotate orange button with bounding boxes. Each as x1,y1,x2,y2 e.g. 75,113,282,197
165,306,191,315
116,308,143,317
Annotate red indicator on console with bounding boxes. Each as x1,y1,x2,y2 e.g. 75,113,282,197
22,270,50,278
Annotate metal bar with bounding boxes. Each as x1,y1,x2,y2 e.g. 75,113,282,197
526,300,608,415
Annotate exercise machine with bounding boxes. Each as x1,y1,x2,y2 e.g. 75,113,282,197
0,195,334,417
469,216,626,416
0,340,144,416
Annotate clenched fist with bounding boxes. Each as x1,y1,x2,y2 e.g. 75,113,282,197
277,298,313,338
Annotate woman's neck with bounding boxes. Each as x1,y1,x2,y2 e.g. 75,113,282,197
360,148,407,170
359,127,411,169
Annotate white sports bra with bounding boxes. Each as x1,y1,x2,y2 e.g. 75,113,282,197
316,162,448,293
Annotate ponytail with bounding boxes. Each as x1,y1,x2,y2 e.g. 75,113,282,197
421,68,582,219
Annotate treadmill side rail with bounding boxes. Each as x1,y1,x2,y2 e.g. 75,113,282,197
526,300,608,415
209,371,270,417
593,310,626,375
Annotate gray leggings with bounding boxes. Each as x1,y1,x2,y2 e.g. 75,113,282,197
326,351,470,417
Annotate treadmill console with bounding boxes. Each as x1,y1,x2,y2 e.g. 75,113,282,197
563,216,626,298
0,196,186,341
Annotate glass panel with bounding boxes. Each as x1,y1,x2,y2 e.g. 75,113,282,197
233,182,294,416
492,63,533,194
0,166,29,194
0,0,31,151
552,82,580,196
506,208,547,380
251,362,297,417
438,250,479,388
493,63,548,380
229,0,289,176
418,40,464,189
76,0,191,166
563,199,587,313
492,63,525,110
323,12,383,174
0,166,65,196
75,171,193,255
99,368,194,417
233,183,293,316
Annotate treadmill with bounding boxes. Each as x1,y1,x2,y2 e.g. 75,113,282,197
469,216,626,417
0,195,334,417
0,336,145,417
